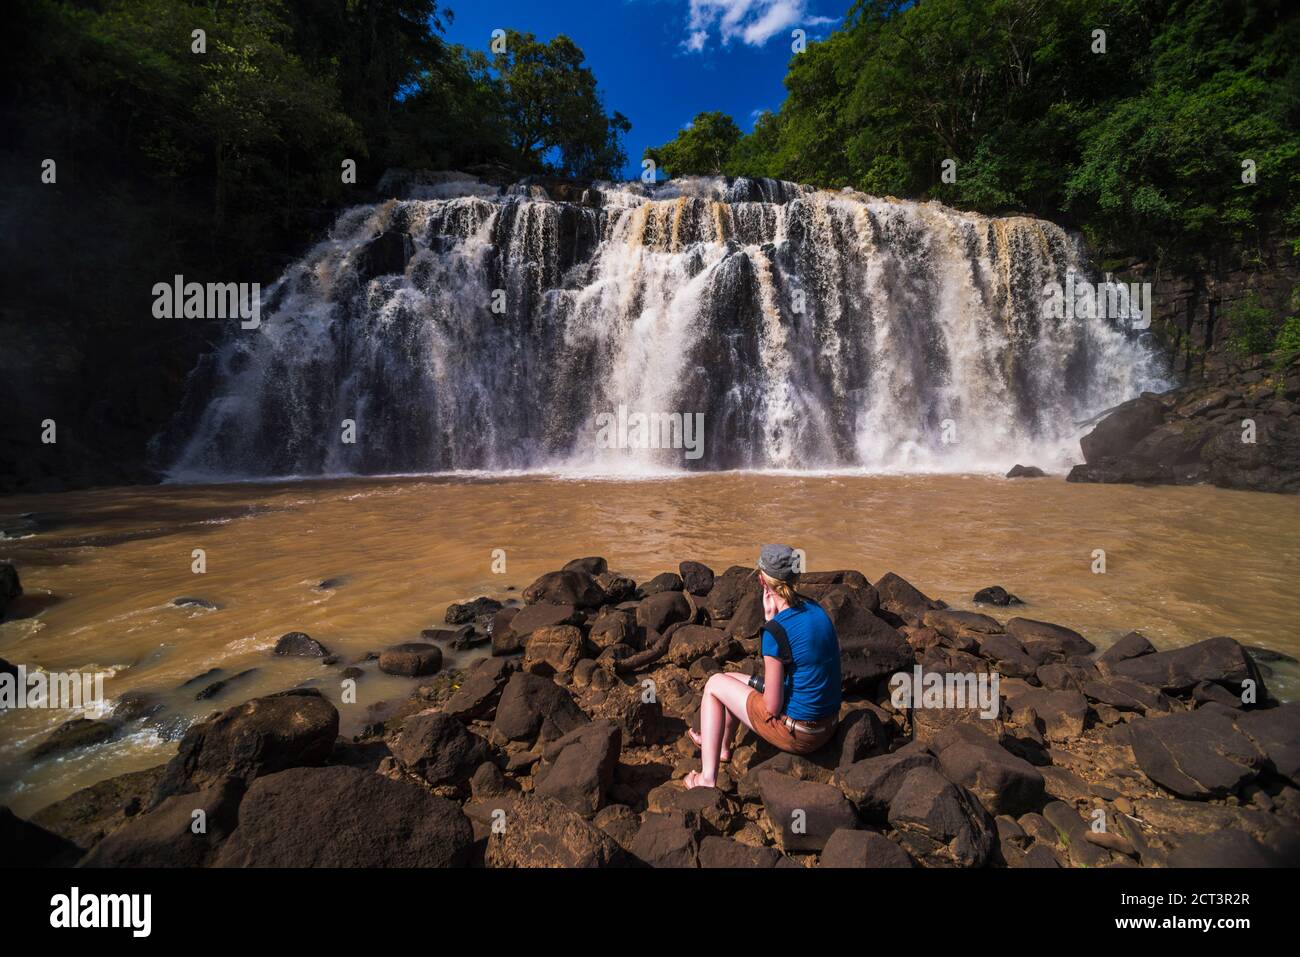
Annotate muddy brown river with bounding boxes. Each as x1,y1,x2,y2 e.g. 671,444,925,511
2,473,1298,816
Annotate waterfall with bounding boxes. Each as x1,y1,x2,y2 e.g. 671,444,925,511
158,172,1168,479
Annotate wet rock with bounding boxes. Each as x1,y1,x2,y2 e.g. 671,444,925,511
973,586,1022,606
153,689,338,801
444,657,514,720
354,228,410,281
887,765,996,867
80,777,244,867
273,631,329,657
215,765,472,867
679,560,715,596
1005,464,1046,478
522,624,586,676
819,829,914,867
1111,635,1264,696
445,596,503,624
111,690,165,723
28,717,119,761
1126,706,1264,799
1080,394,1167,462
378,642,442,677
536,720,621,816
491,672,588,746
485,795,623,868
523,570,605,609
391,710,491,787
170,596,217,610
757,772,860,852
0,562,22,618
195,667,259,701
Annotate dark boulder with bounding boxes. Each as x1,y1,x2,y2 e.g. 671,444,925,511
819,828,914,867
0,562,21,618
1079,395,1166,462
0,806,82,867
638,572,684,596
28,718,119,761
702,565,759,621
1234,702,1300,785
485,795,623,868
933,735,1045,816
443,657,514,720
757,772,860,852
523,570,604,609
390,710,491,787
1110,635,1263,694
562,556,608,576
1126,706,1265,799
887,765,996,867
678,561,715,596
445,596,503,624
1005,464,1046,478
1097,631,1157,672
491,672,588,746
378,642,442,677
522,624,586,676
635,590,693,634
874,572,945,626
214,765,472,867
698,835,783,868
629,811,699,867
80,777,244,867
1004,618,1095,659
535,719,621,816
494,602,582,655
273,631,329,658
973,586,1022,606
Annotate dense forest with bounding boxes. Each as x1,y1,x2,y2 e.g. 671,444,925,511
648,0,1300,268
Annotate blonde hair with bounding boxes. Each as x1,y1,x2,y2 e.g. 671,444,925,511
759,570,802,607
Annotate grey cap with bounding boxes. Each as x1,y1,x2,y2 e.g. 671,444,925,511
757,544,798,582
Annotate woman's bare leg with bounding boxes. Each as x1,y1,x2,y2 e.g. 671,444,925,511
690,671,751,760
690,672,757,788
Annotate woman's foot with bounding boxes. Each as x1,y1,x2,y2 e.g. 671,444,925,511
682,770,715,790
688,727,730,761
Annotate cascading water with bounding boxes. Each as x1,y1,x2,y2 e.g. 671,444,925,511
158,171,1168,479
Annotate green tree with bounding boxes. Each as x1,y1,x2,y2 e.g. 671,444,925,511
645,111,744,177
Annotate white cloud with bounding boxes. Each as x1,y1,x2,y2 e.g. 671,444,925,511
684,0,833,51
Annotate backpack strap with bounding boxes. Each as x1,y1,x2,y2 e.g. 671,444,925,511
761,619,795,671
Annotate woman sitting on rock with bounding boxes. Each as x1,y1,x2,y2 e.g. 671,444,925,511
684,544,842,789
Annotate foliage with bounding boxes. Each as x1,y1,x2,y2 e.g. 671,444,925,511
645,112,744,177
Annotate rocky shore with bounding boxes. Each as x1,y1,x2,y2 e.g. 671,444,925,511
3,557,1298,868
1069,351,1300,493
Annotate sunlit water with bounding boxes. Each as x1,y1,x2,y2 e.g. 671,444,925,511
2,472,1297,817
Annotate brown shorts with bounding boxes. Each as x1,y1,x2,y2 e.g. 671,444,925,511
745,690,836,755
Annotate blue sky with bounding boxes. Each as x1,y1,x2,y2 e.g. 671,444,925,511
439,0,847,180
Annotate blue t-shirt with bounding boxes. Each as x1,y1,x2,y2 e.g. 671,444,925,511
761,600,842,721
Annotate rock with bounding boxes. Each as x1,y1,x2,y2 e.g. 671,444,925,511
1097,631,1157,672
638,572,684,596
195,667,259,701
354,228,409,281
444,657,514,720
874,572,945,626
698,835,783,868
470,762,508,799
1005,464,1046,478
666,624,731,666
1235,702,1300,785
112,690,165,722
1004,618,1095,659
523,570,605,608
834,707,890,767
587,607,637,649
522,624,586,676
595,571,636,604
1003,687,1088,743
215,766,472,867
170,596,217,610
0,563,22,618
887,765,996,867
445,596,503,624
28,764,167,851
562,556,608,576
679,561,715,596
838,620,914,692
80,777,244,867
1041,801,1110,867
391,710,491,787
1166,829,1298,868
1126,707,1264,799
819,829,914,867
0,806,82,866
1081,676,1173,714
1022,843,1062,867
28,717,119,760
491,672,588,746
923,609,1003,637
1079,394,1166,462
629,812,699,867
152,689,338,801
536,720,621,816
933,736,1045,816
1036,660,1098,692
378,642,442,677
975,633,1038,677
495,602,582,655
636,590,693,634
973,586,1022,606
1110,635,1263,694
273,631,329,657
485,795,623,868
702,565,759,621
646,783,737,834
592,804,641,851
757,772,860,852
581,680,665,745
